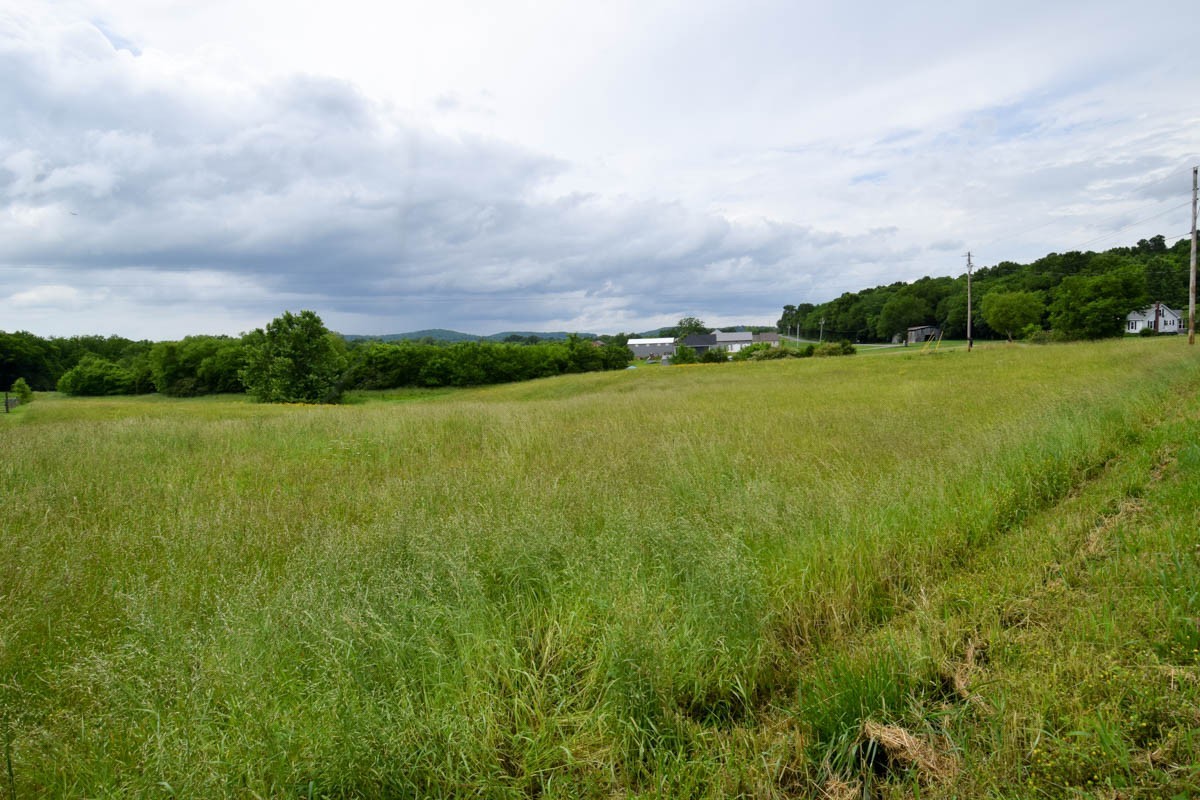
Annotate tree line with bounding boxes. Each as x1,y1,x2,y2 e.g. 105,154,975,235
777,235,1191,342
2,311,632,403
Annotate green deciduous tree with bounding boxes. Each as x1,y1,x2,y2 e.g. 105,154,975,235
937,293,970,339
597,340,633,370
776,303,814,334
777,234,1191,344
0,331,60,391
674,317,710,338
240,311,348,403
1143,254,1188,310
1049,267,1147,340
876,293,931,340
980,290,1045,341
563,334,602,373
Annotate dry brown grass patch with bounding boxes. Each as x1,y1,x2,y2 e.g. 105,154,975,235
938,635,991,712
860,721,958,783
818,769,861,800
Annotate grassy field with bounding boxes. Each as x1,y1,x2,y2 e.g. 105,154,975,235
3,339,1199,798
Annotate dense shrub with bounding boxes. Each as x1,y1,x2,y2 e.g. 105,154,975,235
810,340,855,357
343,336,628,390
3,321,628,400
731,342,769,361
0,330,152,391
1024,326,1065,345
346,342,432,388
149,336,248,396
56,355,136,396
670,344,699,364
738,343,811,360
11,377,33,404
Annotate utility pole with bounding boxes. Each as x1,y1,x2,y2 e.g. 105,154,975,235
1190,166,1197,345
965,251,974,351
819,317,826,342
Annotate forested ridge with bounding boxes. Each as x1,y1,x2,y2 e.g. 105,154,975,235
778,235,1191,341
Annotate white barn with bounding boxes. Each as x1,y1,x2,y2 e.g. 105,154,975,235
1126,303,1181,334
627,337,677,358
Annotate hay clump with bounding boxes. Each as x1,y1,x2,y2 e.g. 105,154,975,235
860,720,958,783
949,636,991,711
819,773,861,800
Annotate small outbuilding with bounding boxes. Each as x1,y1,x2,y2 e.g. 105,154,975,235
905,325,941,345
752,332,781,347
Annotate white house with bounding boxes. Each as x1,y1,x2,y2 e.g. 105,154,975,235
627,337,677,358
713,331,754,353
1126,303,1181,334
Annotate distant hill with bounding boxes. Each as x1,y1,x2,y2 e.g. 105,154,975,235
343,328,478,343
346,326,772,343
484,331,599,342
633,325,777,338
343,329,599,343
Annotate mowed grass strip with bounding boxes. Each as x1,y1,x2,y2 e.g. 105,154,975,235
1,338,1197,797
787,385,1200,798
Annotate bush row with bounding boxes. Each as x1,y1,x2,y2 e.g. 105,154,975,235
50,329,633,399
669,340,856,364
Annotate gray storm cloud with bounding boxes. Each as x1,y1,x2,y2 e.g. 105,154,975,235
2,3,1197,338
2,14,876,336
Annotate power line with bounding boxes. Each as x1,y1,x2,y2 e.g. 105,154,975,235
1072,201,1192,250
1006,191,1183,245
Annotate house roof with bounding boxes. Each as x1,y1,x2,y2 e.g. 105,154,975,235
627,337,676,346
1127,303,1180,321
714,331,753,342
681,334,717,345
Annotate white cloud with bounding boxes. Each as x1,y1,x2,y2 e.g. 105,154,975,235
9,284,91,309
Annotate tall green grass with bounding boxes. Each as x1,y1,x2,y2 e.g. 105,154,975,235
2,339,1198,796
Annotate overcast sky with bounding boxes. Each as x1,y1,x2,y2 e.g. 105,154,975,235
2,1,1197,339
